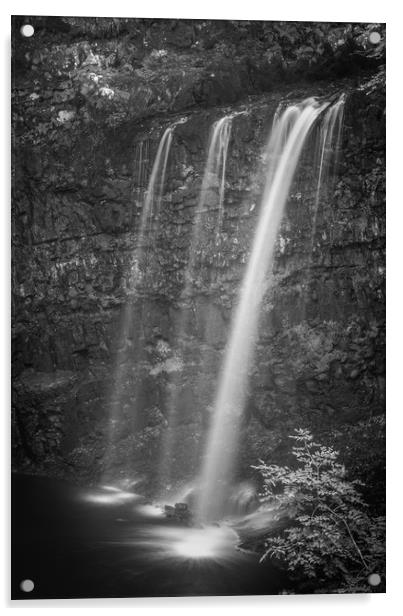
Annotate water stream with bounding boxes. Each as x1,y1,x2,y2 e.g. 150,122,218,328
200,115,233,230
103,125,176,478
157,114,236,491
302,94,345,312
196,98,331,522
139,126,175,239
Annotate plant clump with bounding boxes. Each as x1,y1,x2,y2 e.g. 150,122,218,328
253,429,385,593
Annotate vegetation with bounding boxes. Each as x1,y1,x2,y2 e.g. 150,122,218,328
253,429,385,593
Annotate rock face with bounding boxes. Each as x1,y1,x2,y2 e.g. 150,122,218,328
12,18,385,509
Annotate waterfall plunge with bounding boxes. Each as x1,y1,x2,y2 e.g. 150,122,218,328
195,98,330,522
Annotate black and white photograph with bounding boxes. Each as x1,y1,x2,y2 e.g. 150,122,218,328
10,13,386,600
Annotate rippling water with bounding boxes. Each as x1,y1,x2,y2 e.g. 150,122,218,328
12,474,287,599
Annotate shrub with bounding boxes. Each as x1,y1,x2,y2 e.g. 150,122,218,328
253,429,385,593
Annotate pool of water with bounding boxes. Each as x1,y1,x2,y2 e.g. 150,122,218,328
12,474,288,599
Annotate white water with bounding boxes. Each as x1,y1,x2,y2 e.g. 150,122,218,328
301,94,345,317
310,94,345,257
136,140,144,187
196,98,329,522
156,115,236,491
140,127,174,239
134,138,150,190
188,114,234,267
103,125,176,478
201,116,233,229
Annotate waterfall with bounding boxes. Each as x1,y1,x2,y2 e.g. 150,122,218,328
156,114,235,492
140,127,174,240
309,95,345,263
183,114,236,288
136,140,144,188
134,139,150,190
299,94,345,319
195,98,330,522
200,116,233,230
188,114,233,262
103,125,176,478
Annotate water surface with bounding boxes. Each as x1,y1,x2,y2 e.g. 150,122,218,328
12,474,287,599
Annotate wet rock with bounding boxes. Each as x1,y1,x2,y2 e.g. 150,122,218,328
349,368,361,380
164,502,192,524
164,505,175,518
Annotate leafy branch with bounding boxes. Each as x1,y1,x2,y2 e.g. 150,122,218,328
253,429,385,593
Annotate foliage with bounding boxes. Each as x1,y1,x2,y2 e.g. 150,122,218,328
253,429,385,592
332,415,385,514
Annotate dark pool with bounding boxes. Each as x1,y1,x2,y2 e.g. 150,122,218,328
11,473,288,600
